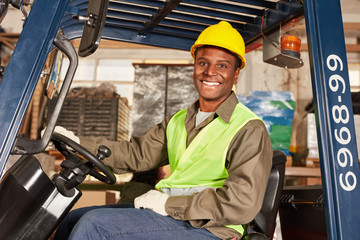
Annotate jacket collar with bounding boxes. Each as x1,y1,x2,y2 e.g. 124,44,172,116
215,91,239,123
188,91,239,124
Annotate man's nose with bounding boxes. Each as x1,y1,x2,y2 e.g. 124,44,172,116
205,64,217,76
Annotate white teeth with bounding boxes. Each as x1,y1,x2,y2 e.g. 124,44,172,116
203,81,220,86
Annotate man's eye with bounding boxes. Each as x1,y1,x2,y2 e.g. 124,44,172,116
218,64,227,68
198,62,207,66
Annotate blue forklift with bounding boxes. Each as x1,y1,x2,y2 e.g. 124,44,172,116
0,0,358,239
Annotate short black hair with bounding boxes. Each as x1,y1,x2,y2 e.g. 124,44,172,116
194,45,242,70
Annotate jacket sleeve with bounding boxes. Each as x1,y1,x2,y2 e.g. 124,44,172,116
164,120,273,227
79,118,170,174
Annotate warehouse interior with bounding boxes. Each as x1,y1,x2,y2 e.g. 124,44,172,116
0,0,359,239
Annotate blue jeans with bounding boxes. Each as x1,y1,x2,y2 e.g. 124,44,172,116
54,204,220,240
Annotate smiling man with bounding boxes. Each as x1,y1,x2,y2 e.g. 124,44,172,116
54,21,272,240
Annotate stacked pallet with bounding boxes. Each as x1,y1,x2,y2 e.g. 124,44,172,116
47,86,131,141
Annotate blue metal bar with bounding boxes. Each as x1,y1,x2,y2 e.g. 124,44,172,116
229,0,276,9
105,18,147,31
304,0,360,239
107,19,200,41
106,10,150,22
182,0,264,17
68,0,88,7
107,26,194,50
151,25,199,39
174,3,256,24
0,0,68,177
153,18,205,32
109,1,157,15
110,0,163,9
166,12,246,30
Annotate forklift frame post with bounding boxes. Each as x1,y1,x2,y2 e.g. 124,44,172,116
304,0,360,238
0,0,68,176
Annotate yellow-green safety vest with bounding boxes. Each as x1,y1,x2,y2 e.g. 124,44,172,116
156,102,261,236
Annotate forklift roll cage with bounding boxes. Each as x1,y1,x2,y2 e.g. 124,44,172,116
0,0,359,239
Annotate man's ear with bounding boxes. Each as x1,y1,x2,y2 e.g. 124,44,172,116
233,68,240,84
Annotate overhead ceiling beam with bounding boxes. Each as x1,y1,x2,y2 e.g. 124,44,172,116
138,0,182,36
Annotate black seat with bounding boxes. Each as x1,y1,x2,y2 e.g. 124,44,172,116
242,150,287,240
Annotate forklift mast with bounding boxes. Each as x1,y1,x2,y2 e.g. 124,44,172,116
0,0,358,239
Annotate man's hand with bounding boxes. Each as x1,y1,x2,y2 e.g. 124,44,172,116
134,190,169,216
41,126,80,150
53,126,80,144
41,126,80,143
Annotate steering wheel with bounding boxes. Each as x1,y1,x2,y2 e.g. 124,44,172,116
51,132,116,185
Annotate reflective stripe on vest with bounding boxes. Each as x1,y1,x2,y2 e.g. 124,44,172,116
156,102,261,236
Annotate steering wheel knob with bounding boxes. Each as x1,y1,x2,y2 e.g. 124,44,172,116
97,145,111,160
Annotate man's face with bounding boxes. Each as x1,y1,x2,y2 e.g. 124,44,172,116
193,46,240,111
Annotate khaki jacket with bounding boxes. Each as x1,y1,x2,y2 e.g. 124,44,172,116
80,92,273,240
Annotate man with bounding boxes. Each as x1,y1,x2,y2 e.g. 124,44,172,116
55,21,272,240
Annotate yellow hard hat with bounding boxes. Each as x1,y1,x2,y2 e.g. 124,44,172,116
190,21,246,69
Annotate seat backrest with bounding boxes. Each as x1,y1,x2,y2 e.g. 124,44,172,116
244,150,287,239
